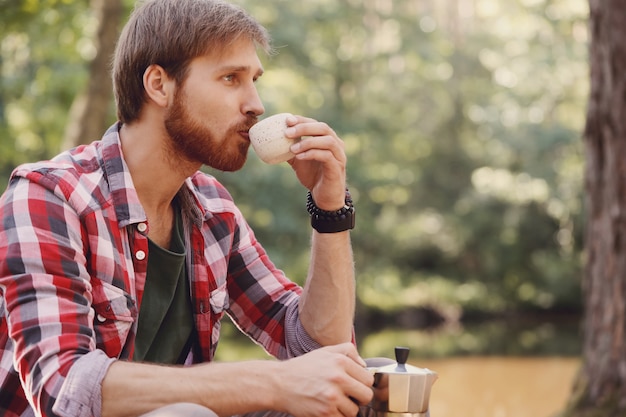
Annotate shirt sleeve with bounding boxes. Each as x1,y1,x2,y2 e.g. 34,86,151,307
283,302,322,357
52,351,116,417
0,174,108,417
224,208,322,360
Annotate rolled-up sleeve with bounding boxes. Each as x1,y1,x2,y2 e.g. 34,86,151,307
52,351,116,417
283,303,322,358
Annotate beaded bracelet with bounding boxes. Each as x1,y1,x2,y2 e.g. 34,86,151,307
306,189,355,233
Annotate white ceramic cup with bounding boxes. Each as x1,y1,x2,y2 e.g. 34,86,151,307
249,113,299,164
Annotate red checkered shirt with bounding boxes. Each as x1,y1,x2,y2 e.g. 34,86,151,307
0,123,320,417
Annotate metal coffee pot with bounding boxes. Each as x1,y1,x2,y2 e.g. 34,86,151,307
364,346,438,417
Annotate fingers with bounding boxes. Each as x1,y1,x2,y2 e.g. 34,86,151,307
344,365,375,406
285,114,317,126
284,115,346,164
291,138,345,166
284,114,331,139
327,343,367,368
337,396,362,417
282,114,347,209
281,344,374,417
322,344,375,406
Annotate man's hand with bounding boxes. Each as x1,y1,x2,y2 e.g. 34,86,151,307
286,115,347,211
271,343,374,417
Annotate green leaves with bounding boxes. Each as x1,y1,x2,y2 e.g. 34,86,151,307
238,0,587,313
0,0,588,315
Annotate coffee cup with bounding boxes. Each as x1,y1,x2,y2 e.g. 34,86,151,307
249,113,299,164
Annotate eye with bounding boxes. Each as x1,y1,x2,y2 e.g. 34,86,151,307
223,74,235,82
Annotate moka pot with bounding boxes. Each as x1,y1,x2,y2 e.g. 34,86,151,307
364,347,438,417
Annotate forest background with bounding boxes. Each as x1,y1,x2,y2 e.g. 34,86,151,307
0,0,589,360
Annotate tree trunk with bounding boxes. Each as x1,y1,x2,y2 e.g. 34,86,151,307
565,0,626,416
62,0,123,149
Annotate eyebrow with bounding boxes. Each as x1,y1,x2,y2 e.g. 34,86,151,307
219,65,264,77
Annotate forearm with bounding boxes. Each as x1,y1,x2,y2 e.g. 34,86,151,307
101,359,282,417
298,230,355,345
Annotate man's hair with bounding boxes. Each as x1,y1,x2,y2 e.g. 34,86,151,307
112,0,271,124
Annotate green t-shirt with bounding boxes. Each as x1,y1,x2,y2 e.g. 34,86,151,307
133,208,194,364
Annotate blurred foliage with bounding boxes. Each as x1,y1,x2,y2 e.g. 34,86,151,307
228,0,589,317
358,317,582,359
215,315,581,360
0,0,113,180
0,0,588,324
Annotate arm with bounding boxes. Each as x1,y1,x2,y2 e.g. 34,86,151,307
1,175,372,417
299,230,355,345
102,343,372,417
0,175,110,417
286,115,356,345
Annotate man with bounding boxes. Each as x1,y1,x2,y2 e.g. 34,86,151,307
0,1,374,416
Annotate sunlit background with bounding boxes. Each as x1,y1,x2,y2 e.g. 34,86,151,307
0,0,589,415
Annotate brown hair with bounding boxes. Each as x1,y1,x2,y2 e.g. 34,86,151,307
112,0,271,124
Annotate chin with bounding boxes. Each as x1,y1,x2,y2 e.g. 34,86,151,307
205,154,248,172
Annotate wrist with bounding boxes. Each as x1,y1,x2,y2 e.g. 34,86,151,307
264,361,290,413
306,189,355,233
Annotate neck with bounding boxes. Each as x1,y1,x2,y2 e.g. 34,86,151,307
119,120,200,215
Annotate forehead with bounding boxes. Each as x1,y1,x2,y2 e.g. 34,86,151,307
190,38,264,75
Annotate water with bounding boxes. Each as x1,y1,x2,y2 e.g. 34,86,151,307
422,356,579,417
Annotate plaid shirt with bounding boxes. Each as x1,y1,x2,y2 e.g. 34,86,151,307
0,123,319,417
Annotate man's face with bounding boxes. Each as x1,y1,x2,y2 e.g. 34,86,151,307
164,38,265,171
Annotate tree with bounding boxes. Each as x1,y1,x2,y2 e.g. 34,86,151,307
62,0,123,149
0,0,95,181
565,0,626,416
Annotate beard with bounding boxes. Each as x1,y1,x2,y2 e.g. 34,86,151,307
164,86,255,172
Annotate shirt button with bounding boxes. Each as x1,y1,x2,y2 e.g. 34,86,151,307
97,314,107,323
135,250,146,261
137,222,147,233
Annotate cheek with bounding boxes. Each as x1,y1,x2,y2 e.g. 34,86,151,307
187,90,223,121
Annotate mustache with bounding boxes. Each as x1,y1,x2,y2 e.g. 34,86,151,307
237,115,259,132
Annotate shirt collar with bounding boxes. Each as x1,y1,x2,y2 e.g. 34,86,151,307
99,123,216,229
99,122,147,228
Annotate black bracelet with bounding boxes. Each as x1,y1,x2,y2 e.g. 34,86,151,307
306,189,355,233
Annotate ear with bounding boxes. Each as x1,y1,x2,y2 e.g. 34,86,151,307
143,64,175,108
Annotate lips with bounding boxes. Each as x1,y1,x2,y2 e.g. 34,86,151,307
237,119,257,141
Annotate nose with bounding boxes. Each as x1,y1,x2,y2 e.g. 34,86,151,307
243,83,265,117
